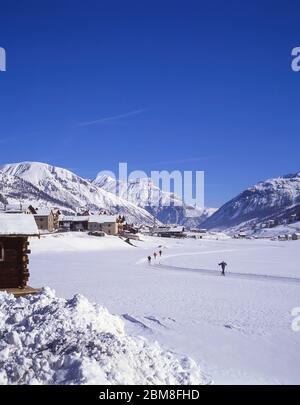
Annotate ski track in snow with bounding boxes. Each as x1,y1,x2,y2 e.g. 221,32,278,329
135,248,237,266
152,252,300,285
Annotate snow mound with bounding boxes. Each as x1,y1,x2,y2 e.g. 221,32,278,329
0,288,206,385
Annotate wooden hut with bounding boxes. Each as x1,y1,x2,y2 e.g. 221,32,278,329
0,214,39,293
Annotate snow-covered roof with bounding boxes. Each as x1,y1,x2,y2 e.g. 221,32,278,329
88,215,117,224
0,214,39,236
60,215,117,224
61,216,89,222
154,226,184,233
168,226,184,233
34,208,53,216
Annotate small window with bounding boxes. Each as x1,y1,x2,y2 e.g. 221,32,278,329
0,243,4,261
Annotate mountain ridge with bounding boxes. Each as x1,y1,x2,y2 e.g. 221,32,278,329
93,173,217,227
202,171,300,232
0,162,157,225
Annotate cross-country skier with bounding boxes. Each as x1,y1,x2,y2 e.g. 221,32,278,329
159,250,162,257
218,261,227,276
147,256,152,265
153,252,157,259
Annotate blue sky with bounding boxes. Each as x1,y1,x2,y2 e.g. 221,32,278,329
0,0,300,207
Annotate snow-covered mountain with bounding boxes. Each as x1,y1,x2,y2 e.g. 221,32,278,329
202,171,300,231
0,171,68,210
93,174,216,227
0,162,157,225
4,163,298,233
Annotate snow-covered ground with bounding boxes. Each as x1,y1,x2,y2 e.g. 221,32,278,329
22,233,300,384
0,287,205,385
252,221,300,238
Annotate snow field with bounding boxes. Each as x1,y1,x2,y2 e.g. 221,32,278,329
0,288,207,385
3,232,300,384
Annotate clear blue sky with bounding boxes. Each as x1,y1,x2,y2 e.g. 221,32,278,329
0,0,300,207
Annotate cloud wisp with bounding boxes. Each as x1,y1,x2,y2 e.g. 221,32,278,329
78,108,149,127
0,108,148,145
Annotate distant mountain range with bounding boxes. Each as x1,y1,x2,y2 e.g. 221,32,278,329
0,162,215,227
1,162,298,233
93,174,216,227
202,171,300,232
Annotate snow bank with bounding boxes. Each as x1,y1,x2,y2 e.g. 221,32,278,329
0,288,205,385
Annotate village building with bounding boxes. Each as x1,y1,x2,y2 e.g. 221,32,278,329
0,214,39,291
78,209,92,216
53,209,61,229
152,225,186,238
33,208,56,232
122,222,139,235
78,209,111,217
59,216,89,232
11,205,61,232
99,209,111,215
139,225,151,235
190,228,207,234
59,214,120,235
88,215,118,235
26,204,37,214
116,215,125,234
292,233,300,240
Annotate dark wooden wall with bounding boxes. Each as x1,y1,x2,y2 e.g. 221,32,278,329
0,237,28,288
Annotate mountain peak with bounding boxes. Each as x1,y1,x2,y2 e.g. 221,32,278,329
93,173,216,227
203,170,300,231
1,161,216,228
0,162,157,225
